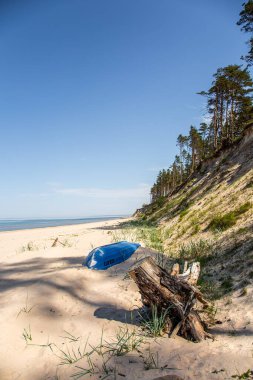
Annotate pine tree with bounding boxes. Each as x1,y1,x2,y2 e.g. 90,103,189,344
237,0,253,65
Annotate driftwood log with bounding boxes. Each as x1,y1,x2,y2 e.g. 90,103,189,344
129,256,212,342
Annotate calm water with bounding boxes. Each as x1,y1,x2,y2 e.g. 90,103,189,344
0,216,124,232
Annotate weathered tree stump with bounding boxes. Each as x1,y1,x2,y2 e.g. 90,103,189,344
129,256,211,342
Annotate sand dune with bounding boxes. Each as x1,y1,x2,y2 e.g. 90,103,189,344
0,219,252,380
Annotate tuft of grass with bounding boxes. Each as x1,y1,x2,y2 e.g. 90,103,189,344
209,212,237,231
142,348,159,370
240,287,248,296
245,179,253,189
55,339,89,365
104,325,143,356
248,271,253,279
21,241,38,252
139,305,170,337
60,330,80,343
177,239,214,265
232,369,253,379
69,326,143,379
179,208,190,220
198,279,222,300
17,293,36,317
236,202,252,215
237,227,248,234
22,325,32,343
111,224,164,253
221,276,233,291
192,224,200,234
204,303,218,324
209,202,252,232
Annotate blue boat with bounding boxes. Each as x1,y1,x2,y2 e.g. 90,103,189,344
84,241,141,270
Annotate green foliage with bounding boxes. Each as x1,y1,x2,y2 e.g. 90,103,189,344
209,202,252,232
112,223,164,252
22,326,32,343
57,344,88,365
179,208,190,220
248,271,253,279
245,178,253,188
209,212,237,231
192,224,200,234
198,279,222,300
237,227,248,234
237,0,253,64
232,369,253,379
148,60,253,209
105,325,143,356
156,196,167,208
69,326,143,379
177,239,214,264
139,306,170,337
221,276,233,291
240,287,248,296
236,201,252,214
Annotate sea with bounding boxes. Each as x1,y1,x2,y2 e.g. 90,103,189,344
0,216,125,232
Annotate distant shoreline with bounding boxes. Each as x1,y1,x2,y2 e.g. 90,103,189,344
0,216,127,233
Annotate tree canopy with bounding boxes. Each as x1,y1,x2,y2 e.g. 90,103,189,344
237,0,253,65
150,4,253,204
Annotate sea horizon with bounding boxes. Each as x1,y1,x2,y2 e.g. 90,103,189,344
0,215,127,232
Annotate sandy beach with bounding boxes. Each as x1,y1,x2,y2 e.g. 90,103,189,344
0,218,252,380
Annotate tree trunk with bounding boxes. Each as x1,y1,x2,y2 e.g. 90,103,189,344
129,256,211,342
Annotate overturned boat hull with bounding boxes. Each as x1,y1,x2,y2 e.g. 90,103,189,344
84,241,140,270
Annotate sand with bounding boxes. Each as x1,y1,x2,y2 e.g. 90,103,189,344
0,218,252,380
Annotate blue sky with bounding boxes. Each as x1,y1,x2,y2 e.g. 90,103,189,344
0,0,248,218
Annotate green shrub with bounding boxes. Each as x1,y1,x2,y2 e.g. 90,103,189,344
236,202,252,215
177,239,213,265
209,202,252,232
179,208,190,220
192,224,200,234
156,196,167,208
209,212,236,231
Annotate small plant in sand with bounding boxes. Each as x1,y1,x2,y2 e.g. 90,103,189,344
57,326,144,379
22,326,54,350
139,305,170,337
142,347,159,370
60,330,80,343
56,345,88,365
240,287,248,296
204,302,218,325
71,359,115,380
22,326,32,343
231,369,253,379
69,334,115,379
104,325,143,356
21,241,38,252
17,293,36,317
61,239,73,247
